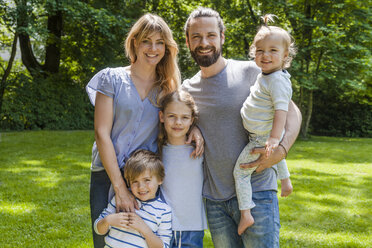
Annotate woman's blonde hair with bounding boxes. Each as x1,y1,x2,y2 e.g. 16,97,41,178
125,14,180,104
249,14,296,69
158,90,199,156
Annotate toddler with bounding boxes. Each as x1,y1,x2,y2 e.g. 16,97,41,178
234,14,296,235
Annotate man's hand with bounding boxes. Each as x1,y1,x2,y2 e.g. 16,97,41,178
240,145,286,173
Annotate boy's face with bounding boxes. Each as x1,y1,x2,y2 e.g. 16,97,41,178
130,169,162,201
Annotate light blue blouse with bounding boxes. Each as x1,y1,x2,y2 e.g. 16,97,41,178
86,67,159,171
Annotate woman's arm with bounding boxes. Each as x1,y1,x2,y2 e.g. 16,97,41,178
94,92,138,212
240,101,302,172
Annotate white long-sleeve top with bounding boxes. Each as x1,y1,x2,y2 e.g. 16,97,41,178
241,70,292,135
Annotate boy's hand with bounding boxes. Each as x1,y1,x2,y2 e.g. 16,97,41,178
106,212,130,229
265,137,280,158
127,212,151,234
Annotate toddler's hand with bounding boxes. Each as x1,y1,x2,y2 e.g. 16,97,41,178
265,137,280,158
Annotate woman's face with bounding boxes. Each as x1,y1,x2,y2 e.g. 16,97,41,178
135,32,166,66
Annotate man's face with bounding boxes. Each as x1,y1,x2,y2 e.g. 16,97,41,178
186,17,224,67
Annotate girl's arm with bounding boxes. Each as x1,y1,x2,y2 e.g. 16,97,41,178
94,92,138,212
266,110,287,157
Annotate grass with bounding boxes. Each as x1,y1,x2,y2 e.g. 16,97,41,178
0,131,371,247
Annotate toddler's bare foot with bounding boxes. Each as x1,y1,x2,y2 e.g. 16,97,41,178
281,178,293,197
238,209,254,235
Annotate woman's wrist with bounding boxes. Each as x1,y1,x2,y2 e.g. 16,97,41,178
113,179,127,193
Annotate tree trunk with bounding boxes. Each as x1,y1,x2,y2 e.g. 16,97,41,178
0,33,18,114
44,4,63,74
301,90,313,138
16,0,63,77
17,0,43,77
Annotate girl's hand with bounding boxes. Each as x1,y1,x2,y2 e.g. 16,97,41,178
186,126,204,158
265,137,280,157
115,187,139,213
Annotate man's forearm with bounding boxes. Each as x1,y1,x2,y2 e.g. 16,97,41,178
281,101,302,153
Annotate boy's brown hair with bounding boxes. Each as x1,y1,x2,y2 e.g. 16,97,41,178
124,149,165,186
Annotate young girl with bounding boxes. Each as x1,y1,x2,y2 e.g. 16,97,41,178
158,90,207,248
234,14,296,235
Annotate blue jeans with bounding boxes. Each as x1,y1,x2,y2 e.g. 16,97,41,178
206,191,280,248
90,170,112,248
170,230,204,248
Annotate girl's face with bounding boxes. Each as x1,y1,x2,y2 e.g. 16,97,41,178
159,101,194,145
254,34,288,74
135,32,166,66
130,169,162,201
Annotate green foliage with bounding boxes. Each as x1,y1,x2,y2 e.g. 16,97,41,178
1,132,371,247
0,0,371,136
0,73,93,130
311,91,372,137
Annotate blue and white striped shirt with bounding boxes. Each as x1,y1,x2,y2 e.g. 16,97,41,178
95,195,172,248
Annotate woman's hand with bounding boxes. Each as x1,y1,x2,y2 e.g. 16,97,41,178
115,186,139,213
186,126,204,158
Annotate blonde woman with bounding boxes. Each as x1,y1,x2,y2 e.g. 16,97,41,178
86,14,203,247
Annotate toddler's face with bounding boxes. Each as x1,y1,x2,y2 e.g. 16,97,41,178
254,34,288,74
130,169,162,201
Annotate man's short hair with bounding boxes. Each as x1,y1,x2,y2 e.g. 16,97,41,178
184,7,226,38
124,150,165,185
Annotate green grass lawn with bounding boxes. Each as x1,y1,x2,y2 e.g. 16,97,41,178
0,131,371,247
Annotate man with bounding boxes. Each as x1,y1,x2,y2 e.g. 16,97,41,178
182,7,302,248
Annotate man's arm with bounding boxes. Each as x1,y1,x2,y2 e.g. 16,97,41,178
240,101,302,172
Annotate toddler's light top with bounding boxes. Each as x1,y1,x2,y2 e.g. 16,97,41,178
241,70,292,135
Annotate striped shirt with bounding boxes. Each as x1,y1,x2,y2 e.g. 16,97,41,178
94,195,172,248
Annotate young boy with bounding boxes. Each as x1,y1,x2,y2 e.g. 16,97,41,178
94,150,172,248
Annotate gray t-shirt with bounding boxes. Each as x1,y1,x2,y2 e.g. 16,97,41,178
182,59,278,201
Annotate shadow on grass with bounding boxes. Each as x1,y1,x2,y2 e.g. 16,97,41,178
1,132,371,247
279,167,372,247
0,131,94,247
289,136,372,165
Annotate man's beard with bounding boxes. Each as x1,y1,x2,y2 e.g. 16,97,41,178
190,44,222,67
